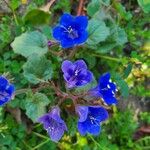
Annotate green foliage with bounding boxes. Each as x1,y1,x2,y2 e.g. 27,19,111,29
105,109,138,149
123,63,133,79
23,54,53,84
24,92,50,122
87,0,101,17
113,2,132,21
24,9,50,26
86,18,110,45
9,0,21,10
140,112,150,124
137,0,150,13
0,0,149,149
11,31,48,58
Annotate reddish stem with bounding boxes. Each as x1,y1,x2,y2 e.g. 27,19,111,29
77,0,85,16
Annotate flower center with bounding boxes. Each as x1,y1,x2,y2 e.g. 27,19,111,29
61,25,78,39
89,115,99,125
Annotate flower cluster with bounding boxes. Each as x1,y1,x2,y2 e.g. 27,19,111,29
0,13,119,143
39,60,118,142
0,76,15,106
37,14,119,142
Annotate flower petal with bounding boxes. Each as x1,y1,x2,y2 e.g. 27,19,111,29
6,84,15,95
76,105,88,122
87,124,101,136
50,107,64,123
103,95,118,105
53,26,64,41
60,13,74,26
0,76,8,91
89,106,109,122
61,38,75,48
78,122,88,136
0,97,9,106
74,59,88,70
99,72,110,88
75,30,88,44
75,16,88,30
61,60,73,73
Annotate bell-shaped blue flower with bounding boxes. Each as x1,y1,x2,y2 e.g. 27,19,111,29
0,76,15,106
38,107,67,142
53,13,88,48
89,73,118,105
76,106,108,136
61,60,93,88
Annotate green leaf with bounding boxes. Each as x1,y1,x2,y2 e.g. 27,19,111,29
137,0,150,13
114,2,132,21
112,73,129,97
10,0,20,10
86,19,110,46
114,27,128,45
94,41,116,53
25,92,50,122
66,116,77,136
87,0,101,17
24,9,50,26
23,54,53,84
11,31,48,58
123,64,132,79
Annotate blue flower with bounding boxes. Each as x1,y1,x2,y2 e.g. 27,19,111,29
0,76,15,106
38,107,67,142
76,106,108,136
61,60,93,88
53,13,88,48
89,73,118,105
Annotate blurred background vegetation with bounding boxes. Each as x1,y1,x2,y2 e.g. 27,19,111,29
0,0,150,149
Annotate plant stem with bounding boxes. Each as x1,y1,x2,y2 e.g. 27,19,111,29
3,0,19,25
92,53,121,62
22,140,32,150
88,134,109,150
32,131,48,139
32,139,50,150
77,0,84,16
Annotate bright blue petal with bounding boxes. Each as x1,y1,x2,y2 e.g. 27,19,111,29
78,122,88,136
103,95,118,105
75,31,88,44
6,84,15,95
61,38,75,48
75,16,88,30
87,124,101,136
53,26,64,41
0,76,8,90
99,72,110,88
0,97,9,106
60,13,74,26
89,106,109,122
109,82,117,92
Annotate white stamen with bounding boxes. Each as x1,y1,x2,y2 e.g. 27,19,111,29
107,84,110,89
112,91,115,95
